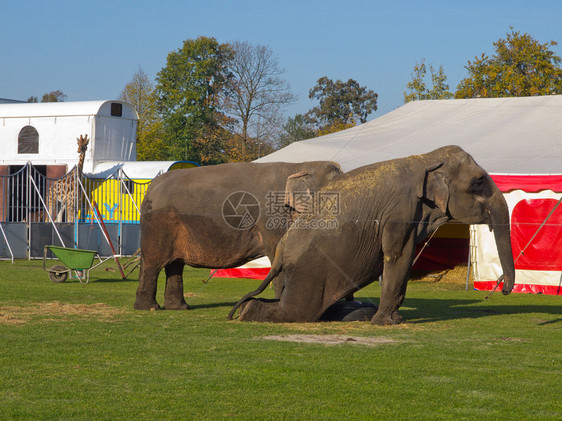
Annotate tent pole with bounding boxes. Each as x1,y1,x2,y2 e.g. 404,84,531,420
77,178,125,279
27,164,31,259
466,240,471,292
515,195,562,263
93,201,125,279
0,222,14,263
78,178,112,246
119,175,141,215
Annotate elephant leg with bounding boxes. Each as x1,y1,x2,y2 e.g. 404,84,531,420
135,258,161,310
164,260,190,310
371,278,408,325
239,281,324,322
371,234,415,325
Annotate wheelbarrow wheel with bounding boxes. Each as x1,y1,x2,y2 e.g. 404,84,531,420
49,265,68,283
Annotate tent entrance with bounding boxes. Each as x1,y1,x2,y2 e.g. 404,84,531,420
413,223,470,271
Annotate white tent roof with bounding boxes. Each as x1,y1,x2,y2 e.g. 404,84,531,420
257,95,562,175
0,100,138,119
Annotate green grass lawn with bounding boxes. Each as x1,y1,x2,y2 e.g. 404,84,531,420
0,259,560,420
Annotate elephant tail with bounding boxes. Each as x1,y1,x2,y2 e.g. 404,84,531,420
226,268,278,320
227,238,285,320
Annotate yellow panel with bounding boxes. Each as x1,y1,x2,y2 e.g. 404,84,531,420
168,161,198,171
80,178,152,223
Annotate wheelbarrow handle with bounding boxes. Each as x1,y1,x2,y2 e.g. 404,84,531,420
42,245,49,272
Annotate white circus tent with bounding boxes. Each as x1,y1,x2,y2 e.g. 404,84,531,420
219,96,562,295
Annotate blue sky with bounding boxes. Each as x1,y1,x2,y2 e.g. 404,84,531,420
2,0,561,118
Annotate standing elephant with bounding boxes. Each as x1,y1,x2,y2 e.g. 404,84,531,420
229,146,515,325
134,161,342,310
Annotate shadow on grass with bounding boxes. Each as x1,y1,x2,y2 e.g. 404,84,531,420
537,317,562,326
52,276,139,284
178,296,562,324
91,277,139,284
187,301,237,311
360,296,562,324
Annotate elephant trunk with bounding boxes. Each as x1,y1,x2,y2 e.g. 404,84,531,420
487,187,515,294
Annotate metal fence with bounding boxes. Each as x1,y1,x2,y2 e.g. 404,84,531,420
0,163,151,259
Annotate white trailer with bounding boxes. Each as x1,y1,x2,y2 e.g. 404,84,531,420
0,100,138,174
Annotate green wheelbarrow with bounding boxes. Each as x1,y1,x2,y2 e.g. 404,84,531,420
43,245,117,284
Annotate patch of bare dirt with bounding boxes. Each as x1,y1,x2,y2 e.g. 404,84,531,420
263,334,398,347
0,301,123,325
0,312,26,326
497,337,528,343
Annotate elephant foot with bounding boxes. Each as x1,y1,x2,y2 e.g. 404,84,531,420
164,299,190,310
134,299,161,311
371,310,404,326
238,299,258,321
238,298,280,322
391,310,404,324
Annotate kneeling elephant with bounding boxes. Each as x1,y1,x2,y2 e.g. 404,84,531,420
229,146,515,325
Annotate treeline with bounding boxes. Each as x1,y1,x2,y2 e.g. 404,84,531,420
33,28,562,164
118,37,379,163
404,28,562,102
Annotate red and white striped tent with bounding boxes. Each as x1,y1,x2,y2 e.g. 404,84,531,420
217,96,562,295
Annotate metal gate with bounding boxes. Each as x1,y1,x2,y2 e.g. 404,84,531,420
0,163,150,259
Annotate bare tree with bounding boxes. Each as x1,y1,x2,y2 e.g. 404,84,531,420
119,67,167,160
226,41,296,154
119,66,154,118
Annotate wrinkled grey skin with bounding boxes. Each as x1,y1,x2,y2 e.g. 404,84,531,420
134,161,342,310
229,146,515,325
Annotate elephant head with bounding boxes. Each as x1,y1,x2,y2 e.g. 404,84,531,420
284,164,342,214
418,146,515,294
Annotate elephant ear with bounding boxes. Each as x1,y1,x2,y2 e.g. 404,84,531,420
418,162,449,213
284,172,313,214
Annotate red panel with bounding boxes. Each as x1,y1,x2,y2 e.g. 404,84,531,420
491,174,562,193
213,267,270,280
474,281,560,295
47,165,68,178
214,238,470,279
511,199,562,270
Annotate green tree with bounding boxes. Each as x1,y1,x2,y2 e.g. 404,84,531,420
155,36,233,164
456,28,562,98
404,60,453,103
41,90,66,102
119,67,167,161
278,113,317,148
307,77,378,131
26,90,67,103
429,64,453,100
